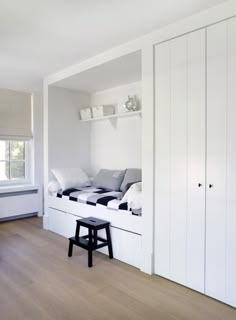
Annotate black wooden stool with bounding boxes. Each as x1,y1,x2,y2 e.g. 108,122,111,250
68,217,113,267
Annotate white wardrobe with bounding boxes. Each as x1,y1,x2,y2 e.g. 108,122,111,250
154,17,236,308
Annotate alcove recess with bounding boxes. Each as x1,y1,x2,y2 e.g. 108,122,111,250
48,50,142,176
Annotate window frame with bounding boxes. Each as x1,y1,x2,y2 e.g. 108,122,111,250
0,140,31,186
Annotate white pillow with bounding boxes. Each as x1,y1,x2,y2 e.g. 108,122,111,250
51,167,91,190
48,180,62,194
120,182,142,210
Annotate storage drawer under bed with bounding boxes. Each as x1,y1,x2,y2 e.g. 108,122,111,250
48,207,142,269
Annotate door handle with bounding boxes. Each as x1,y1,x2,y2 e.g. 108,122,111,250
198,183,202,187
209,184,213,188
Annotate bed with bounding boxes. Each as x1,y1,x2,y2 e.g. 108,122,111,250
46,168,142,269
56,186,142,216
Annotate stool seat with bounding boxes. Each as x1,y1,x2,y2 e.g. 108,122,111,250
68,216,113,267
78,217,110,229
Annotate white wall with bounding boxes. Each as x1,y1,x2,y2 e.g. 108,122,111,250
48,87,91,177
90,81,142,175
33,91,44,215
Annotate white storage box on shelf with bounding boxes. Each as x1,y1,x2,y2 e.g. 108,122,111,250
80,108,92,120
92,105,114,118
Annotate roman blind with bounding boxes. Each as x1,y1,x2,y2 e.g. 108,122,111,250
0,89,32,140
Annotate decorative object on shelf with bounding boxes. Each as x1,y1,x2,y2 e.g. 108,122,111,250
123,95,138,112
80,107,92,120
92,105,114,118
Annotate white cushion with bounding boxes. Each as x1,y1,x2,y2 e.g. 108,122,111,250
51,167,90,190
48,180,62,194
121,182,142,210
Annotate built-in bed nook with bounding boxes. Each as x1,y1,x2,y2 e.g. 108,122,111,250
44,50,143,268
41,3,236,308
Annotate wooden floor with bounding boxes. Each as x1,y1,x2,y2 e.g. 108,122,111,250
0,218,235,320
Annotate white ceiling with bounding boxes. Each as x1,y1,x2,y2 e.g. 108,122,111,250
54,51,141,93
0,0,226,92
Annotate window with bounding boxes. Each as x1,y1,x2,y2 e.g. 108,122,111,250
0,140,29,184
0,90,33,186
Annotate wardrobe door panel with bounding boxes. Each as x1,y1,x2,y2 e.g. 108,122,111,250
207,18,236,307
154,42,171,277
169,36,188,285
226,17,236,307
186,30,206,293
155,30,205,291
206,22,227,303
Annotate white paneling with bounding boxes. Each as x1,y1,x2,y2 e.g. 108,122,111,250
206,21,227,302
155,41,171,278
141,45,155,274
170,36,188,285
186,30,206,292
155,29,205,291
226,17,236,307
90,82,142,175
206,18,236,307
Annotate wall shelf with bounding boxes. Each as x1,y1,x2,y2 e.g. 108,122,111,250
80,110,142,122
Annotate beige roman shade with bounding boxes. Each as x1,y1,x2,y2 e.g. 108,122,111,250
0,89,32,140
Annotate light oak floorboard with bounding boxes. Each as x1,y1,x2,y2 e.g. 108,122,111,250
0,217,235,320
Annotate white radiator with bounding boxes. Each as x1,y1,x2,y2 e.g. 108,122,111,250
0,188,40,220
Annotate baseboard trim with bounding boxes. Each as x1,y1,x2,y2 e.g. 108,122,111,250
0,212,38,223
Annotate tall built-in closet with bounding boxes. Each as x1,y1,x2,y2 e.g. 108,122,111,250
154,17,236,307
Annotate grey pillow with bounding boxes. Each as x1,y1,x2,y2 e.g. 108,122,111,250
93,169,126,191
120,168,142,192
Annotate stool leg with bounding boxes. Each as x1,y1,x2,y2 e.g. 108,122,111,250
88,228,93,267
88,250,92,267
68,240,73,257
106,226,113,259
75,223,80,240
